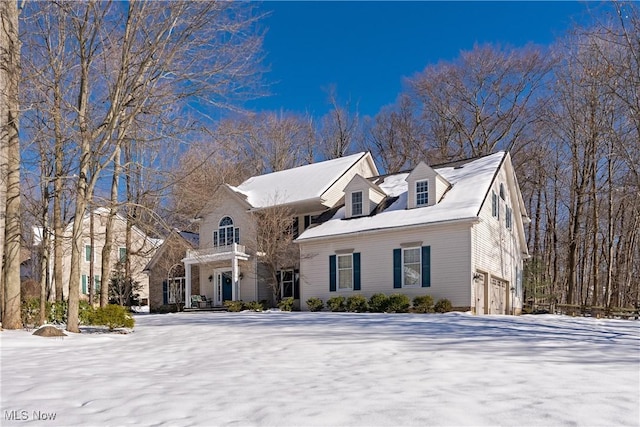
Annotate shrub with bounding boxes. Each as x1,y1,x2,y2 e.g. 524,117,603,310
387,294,411,313
326,296,346,312
244,301,264,312
346,294,368,312
224,300,244,312
434,298,453,313
413,295,435,313
21,298,41,328
47,301,67,324
306,297,324,312
278,297,295,311
91,304,134,330
368,293,389,313
79,301,95,325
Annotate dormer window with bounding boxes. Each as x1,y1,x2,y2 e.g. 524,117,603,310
351,191,363,216
214,216,239,247
416,180,429,207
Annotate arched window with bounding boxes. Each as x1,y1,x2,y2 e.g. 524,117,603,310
499,183,505,200
213,216,239,247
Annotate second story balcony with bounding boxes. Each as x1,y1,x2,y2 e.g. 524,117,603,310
183,243,250,264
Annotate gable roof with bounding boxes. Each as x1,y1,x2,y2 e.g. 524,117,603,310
229,152,371,208
297,151,507,241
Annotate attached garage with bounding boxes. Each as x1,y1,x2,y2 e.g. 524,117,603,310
488,277,508,314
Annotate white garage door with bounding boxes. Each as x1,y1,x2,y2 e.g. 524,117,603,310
489,277,507,315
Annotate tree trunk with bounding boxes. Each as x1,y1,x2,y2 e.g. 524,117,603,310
1,0,22,329
101,146,121,307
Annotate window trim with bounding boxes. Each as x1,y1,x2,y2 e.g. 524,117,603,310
337,254,354,291
351,191,363,216
416,180,429,207
402,247,422,288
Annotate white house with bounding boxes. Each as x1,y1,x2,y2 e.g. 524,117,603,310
296,151,530,314
56,208,162,304
181,152,379,308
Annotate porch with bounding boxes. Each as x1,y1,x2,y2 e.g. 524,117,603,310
181,243,250,308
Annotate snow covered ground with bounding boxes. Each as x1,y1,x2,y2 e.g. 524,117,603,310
1,311,639,427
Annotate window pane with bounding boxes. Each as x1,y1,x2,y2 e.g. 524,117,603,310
219,228,226,245
220,216,233,227
337,255,353,289
352,191,362,216
403,248,421,286
416,181,428,206
338,255,352,269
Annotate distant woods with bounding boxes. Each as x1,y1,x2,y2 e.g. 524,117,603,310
12,1,640,317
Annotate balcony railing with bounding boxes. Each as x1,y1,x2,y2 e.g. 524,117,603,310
186,243,248,260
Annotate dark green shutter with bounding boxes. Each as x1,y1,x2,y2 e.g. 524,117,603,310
353,253,361,291
421,246,431,287
304,215,310,229
162,280,168,305
294,269,300,299
82,275,87,294
329,255,336,292
393,249,402,288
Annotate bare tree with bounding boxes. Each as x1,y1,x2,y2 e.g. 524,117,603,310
253,204,298,304
0,0,22,329
318,86,360,159
408,43,551,158
20,1,266,331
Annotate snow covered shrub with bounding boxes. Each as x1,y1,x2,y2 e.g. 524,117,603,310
346,294,368,312
278,297,295,311
244,301,264,311
224,300,244,312
387,294,411,313
434,298,453,313
326,296,346,312
91,304,134,330
413,295,434,313
368,293,389,312
306,297,324,312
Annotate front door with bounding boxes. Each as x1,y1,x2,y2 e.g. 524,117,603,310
222,272,233,302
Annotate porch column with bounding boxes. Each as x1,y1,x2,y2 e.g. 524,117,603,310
185,263,192,308
232,255,238,301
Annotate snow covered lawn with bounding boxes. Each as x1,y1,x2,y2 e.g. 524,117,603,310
1,312,639,427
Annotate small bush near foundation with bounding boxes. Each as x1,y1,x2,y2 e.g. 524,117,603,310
434,298,453,313
413,295,435,313
278,297,295,311
346,294,368,312
91,304,134,330
224,300,244,312
244,301,264,312
306,297,324,312
368,293,389,313
387,294,411,313
326,296,346,312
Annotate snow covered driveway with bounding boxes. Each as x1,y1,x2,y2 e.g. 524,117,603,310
1,312,639,427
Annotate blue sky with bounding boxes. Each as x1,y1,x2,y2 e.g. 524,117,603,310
246,1,591,118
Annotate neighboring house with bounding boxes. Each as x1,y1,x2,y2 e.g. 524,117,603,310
296,151,529,315
144,230,200,312
58,208,162,304
182,152,379,308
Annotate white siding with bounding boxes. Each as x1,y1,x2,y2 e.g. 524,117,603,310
299,223,473,310
471,163,525,314
322,155,378,208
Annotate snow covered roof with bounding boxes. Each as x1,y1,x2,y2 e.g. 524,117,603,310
230,152,369,208
297,151,505,241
